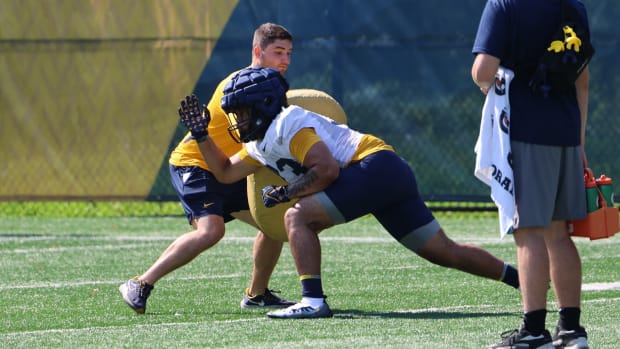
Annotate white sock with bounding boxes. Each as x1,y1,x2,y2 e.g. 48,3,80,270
301,297,325,308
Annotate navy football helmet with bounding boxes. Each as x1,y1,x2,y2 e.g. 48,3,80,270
221,67,289,143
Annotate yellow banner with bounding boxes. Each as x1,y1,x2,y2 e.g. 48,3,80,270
0,1,238,198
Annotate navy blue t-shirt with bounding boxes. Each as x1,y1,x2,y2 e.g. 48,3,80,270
472,0,591,146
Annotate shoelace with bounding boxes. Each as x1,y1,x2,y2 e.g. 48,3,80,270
499,329,520,344
290,305,314,313
138,285,146,297
135,280,151,297
263,289,282,300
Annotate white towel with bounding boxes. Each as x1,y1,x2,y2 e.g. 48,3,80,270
474,67,516,238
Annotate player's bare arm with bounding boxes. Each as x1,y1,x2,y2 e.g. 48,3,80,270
287,141,339,198
261,140,340,208
197,139,258,184
178,94,258,184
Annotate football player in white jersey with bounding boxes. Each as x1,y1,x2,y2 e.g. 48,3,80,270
178,67,520,319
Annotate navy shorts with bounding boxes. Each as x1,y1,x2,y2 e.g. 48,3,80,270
318,150,439,251
169,164,249,224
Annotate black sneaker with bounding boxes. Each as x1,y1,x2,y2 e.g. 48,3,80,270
119,277,154,314
552,326,589,349
486,328,554,348
240,288,296,309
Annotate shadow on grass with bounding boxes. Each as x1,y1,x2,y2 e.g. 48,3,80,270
333,309,517,319
133,305,519,319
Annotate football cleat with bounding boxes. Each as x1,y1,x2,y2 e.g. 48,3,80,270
486,328,553,348
119,277,153,314
552,326,589,349
266,301,333,319
240,288,296,309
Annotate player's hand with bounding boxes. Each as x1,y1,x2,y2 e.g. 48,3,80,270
178,94,210,142
262,185,291,208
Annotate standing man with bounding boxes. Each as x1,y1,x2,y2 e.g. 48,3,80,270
472,1,592,348
119,23,296,314
178,67,521,320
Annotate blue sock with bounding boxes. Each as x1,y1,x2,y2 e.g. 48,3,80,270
300,274,324,298
501,263,520,289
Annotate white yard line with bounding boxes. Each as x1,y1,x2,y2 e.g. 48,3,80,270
582,282,620,291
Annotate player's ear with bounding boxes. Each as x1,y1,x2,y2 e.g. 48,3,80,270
252,45,261,59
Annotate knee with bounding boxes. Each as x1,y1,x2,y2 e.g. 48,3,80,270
193,224,225,246
283,207,302,234
417,229,459,268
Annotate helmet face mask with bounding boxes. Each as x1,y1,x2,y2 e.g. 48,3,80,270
221,67,289,143
226,107,269,143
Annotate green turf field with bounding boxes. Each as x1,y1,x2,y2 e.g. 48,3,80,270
1,212,618,348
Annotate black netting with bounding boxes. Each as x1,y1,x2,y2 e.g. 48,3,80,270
2,0,617,212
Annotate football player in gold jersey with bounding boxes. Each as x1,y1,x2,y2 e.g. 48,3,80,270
119,23,295,314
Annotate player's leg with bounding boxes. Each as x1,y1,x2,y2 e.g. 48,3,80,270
544,145,588,348
377,201,519,288
546,221,585,348
365,153,520,289
378,196,520,288
118,213,226,314
267,151,400,319
546,146,586,310
416,228,513,282
140,215,225,285
486,142,587,348
547,222,582,306
283,198,334,275
249,232,280,293
266,194,335,319
119,165,227,314
232,210,294,308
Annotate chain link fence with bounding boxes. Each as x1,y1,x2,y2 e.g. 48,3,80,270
2,1,618,215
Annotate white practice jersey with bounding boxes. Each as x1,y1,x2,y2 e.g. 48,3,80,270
245,105,364,182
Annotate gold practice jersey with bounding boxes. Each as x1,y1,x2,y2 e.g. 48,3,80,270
169,70,242,170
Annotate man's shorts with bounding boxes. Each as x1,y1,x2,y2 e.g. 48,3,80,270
169,164,249,224
317,150,440,252
511,141,586,228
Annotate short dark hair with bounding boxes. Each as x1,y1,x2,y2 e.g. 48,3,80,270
252,23,293,50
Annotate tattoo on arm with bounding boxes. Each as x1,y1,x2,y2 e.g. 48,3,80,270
287,168,319,198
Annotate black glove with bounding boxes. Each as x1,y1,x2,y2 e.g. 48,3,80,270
262,185,291,208
178,94,210,142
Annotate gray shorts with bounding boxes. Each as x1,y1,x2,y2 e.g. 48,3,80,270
511,141,586,229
